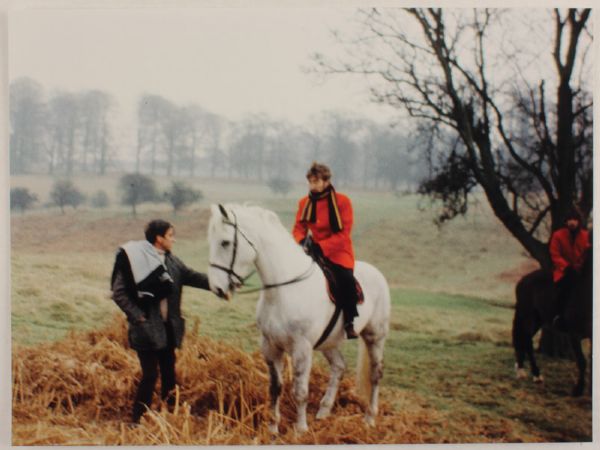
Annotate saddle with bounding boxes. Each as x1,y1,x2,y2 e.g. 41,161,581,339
321,262,364,305
304,240,364,304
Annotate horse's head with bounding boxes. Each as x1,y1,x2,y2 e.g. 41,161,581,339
207,204,258,300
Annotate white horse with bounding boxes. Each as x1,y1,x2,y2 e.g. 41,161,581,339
207,203,391,433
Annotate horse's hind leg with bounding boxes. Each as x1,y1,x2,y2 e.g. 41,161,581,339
525,334,543,382
588,339,593,395
570,335,586,397
291,339,313,433
361,331,385,426
512,318,528,379
261,337,284,434
316,347,346,420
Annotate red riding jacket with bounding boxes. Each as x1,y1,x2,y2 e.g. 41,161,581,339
549,227,590,282
292,192,355,269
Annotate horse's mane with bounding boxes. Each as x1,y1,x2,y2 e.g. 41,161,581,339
213,203,297,246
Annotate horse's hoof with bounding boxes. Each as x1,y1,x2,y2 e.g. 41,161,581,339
268,423,279,434
316,408,330,420
294,423,308,434
533,375,544,384
515,368,527,380
364,414,376,427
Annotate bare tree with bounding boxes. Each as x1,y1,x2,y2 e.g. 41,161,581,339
318,111,362,186
80,90,113,175
229,114,269,180
204,113,227,178
315,8,593,270
137,95,170,174
47,92,81,176
9,77,46,174
265,120,299,183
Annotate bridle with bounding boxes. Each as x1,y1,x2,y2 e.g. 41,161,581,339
209,210,257,289
209,208,315,295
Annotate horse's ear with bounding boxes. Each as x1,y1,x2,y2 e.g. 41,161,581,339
218,204,230,221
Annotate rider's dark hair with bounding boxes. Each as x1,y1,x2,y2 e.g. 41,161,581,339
565,207,582,224
306,162,332,181
145,219,173,244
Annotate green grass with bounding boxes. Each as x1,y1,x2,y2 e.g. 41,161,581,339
383,289,591,442
9,175,591,442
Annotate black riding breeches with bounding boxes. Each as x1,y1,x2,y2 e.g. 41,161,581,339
555,271,575,316
327,260,359,323
132,322,177,422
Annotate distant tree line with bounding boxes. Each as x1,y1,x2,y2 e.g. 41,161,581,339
10,77,426,191
10,78,113,176
135,102,425,190
11,175,202,217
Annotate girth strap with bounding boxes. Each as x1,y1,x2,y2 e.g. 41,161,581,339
313,305,342,349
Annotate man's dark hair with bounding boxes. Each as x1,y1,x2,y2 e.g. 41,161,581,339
145,219,173,244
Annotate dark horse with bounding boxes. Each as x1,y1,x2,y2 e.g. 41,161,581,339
512,248,592,396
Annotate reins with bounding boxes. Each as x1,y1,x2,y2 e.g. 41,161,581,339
236,262,316,295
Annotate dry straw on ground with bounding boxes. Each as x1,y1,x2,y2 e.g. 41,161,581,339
13,316,437,445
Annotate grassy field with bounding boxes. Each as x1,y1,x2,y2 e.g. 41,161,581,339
10,175,592,443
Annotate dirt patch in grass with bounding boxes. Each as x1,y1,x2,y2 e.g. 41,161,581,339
11,210,210,254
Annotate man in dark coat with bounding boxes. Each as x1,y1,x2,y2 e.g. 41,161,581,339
111,219,212,423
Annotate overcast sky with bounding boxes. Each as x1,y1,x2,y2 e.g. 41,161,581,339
9,5,399,126
7,1,596,146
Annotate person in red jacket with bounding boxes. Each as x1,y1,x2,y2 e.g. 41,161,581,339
292,162,359,339
549,208,590,329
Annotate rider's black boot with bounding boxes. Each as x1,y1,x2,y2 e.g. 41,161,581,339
344,322,359,339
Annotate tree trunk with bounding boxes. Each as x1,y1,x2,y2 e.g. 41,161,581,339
99,122,108,175
190,134,196,177
151,128,157,175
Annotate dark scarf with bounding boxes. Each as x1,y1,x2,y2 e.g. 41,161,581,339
300,184,343,233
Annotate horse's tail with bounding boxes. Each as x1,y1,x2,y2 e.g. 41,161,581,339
356,337,371,402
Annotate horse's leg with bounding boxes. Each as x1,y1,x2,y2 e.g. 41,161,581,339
261,337,284,434
525,333,543,383
588,339,593,395
291,339,313,433
512,318,528,379
570,334,586,397
316,347,346,420
362,333,385,426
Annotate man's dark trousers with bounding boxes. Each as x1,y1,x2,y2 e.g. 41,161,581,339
132,322,177,423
